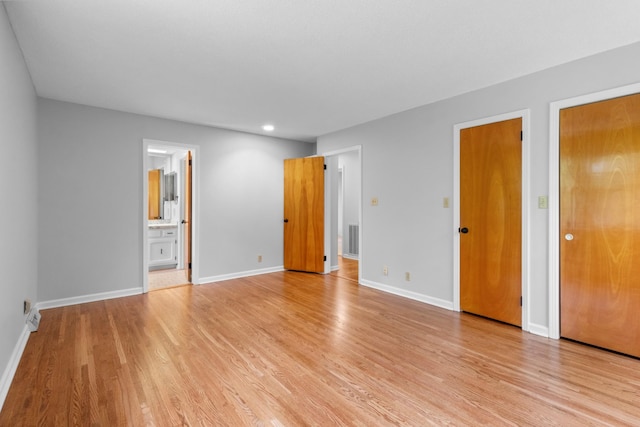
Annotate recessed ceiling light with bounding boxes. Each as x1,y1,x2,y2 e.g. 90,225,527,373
148,148,167,154
262,124,275,132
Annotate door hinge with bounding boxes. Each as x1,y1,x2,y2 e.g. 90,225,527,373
188,262,192,269
520,296,523,306
324,255,327,261
189,159,192,166
520,130,523,141
324,164,327,170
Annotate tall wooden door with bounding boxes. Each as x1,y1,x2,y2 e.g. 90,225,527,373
284,157,325,273
560,93,640,357
460,118,522,326
184,151,192,282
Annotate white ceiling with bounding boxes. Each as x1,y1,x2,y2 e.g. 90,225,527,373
5,1,640,142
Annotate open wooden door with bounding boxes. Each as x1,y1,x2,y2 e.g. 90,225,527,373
184,151,192,282
284,156,325,273
560,93,640,357
460,118,522,326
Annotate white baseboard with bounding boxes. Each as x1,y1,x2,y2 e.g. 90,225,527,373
37,287,143,310
0,325,30,411
361,279,553,339
527,322,550,338
199,266,285,284
342,254,359,260
359,279,455,311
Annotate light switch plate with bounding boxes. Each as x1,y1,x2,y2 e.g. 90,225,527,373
538,196,548,209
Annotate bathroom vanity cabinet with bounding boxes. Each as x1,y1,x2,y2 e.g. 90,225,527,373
148,226,178,270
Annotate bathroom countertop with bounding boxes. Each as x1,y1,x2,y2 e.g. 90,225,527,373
148,222,178,229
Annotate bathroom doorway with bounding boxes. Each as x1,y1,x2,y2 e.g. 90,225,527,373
142,139,198,292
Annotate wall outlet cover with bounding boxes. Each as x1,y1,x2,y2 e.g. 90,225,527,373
538,195,548,209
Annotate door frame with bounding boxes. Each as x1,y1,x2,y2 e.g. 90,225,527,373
322,145,363,281
548,82,640,339
142,138,200,292
453,109,531,331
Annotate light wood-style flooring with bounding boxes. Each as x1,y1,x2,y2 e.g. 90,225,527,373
330,256,358,282
2,267,640,425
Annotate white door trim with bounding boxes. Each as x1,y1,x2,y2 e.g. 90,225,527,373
548,82,640,339
453,109,531,331
142,139,200,292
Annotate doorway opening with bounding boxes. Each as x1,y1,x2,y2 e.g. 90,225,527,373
323,146,362,283
142,139,198,292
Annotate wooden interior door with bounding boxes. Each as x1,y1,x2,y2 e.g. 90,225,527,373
148,169,161,219
460,118,522,326
184,151,192,282
560,93,640,357
284,157,325,273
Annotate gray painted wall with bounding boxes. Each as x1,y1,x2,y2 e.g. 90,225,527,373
0,4,38,399
317,41,640,332
37,99,314,301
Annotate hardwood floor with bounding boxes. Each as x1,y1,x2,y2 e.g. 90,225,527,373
2,271,640,425
330,256,358,282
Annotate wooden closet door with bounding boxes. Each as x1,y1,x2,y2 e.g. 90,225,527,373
460,118,522,326
560,93,640,357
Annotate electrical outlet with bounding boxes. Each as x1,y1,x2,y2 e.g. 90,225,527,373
383,265,388,276
24,298,31,315
405,272,411,281
258,255,263,263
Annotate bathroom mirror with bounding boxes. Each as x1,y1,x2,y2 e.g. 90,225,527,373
164,172,177,202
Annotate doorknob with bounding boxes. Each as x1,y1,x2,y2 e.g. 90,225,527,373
459,227,469,234
565,233,574,241
283,219,289,223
